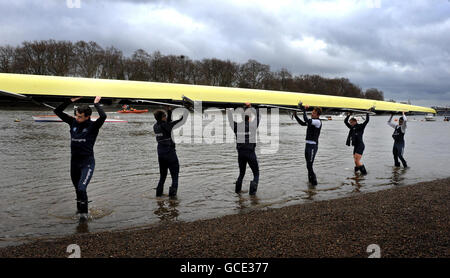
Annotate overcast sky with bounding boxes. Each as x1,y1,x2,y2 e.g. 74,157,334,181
1,0,449,106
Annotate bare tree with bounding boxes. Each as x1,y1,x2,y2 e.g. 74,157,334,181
45,40,75,76
0,39,385,102
365,88,384,100
99,46,124,79
149,51,165,82
189,60,204,85
14,41,49,75
74,41,104,78
276,68,293,91
238,59,271,89
124,49,152,81
0,45,15,73
197,58,237,86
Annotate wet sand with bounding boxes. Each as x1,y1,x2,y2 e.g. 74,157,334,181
1,178,449,258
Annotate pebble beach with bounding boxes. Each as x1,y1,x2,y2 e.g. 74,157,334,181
1,177,449,258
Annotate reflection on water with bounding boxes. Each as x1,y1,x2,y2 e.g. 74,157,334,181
303,184,318,201
390,167,408,186
236,194,260,212
154,199,179,222
348,175,366,193
0,109,449,247
76,220,89,234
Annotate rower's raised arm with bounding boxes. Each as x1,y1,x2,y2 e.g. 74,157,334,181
344,113,352,128
302,107,309,123
54,99,74,125
227,108,237,132
401,112,407,133
387,114,396,128
167,108,173,123
294,112,306,126
256,108,261,128
92,103,107,130
361,112,370,127
169,108,189,129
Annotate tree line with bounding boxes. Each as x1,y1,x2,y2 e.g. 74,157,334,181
0,40,384,100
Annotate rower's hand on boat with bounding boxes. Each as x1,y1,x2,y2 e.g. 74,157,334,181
71,96,82,102
297,101,304,110
94,96,101,104
369,106,376,112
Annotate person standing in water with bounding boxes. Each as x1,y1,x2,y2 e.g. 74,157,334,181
227,103,260,195
388,112,408,168
293,103,322,186
54,96,106,221
153,106,188,198
344,112,370,175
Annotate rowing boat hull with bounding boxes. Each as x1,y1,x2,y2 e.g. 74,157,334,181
0,73,436,114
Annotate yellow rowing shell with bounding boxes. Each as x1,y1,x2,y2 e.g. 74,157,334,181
0,73,436,113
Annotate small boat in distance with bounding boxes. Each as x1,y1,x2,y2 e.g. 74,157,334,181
118,104,149,114
32,115,127,123
117,109,149,114
321,112,365,122
425,113,436,121
329,112,347,121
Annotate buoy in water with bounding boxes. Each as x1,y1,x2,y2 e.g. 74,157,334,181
14,119,21,122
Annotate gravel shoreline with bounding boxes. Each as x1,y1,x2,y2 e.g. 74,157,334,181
1,178,449,258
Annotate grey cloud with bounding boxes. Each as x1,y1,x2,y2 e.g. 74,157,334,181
0,0,449,105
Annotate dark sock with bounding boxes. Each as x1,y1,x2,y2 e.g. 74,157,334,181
360,165,367,175
249,181,258,195
169,186,177,198
77,191,88,214
156,186,163,197
76,192,82,213
235,180,242,193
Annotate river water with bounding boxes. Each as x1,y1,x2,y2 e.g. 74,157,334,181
0,107,449,247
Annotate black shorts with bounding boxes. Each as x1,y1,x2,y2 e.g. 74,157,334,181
353,143,365,155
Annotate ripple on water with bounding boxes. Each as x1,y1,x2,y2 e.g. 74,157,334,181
0,111,449,246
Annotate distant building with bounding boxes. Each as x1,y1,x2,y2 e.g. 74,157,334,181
432,106,450,116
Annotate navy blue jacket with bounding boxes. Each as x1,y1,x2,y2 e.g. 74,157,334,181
228,108,260,151
153,110,185,155
345,113,369,146
294,109,322,144
54,100,107,157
